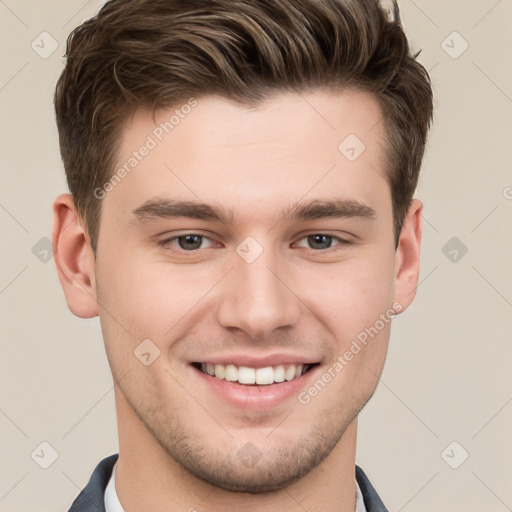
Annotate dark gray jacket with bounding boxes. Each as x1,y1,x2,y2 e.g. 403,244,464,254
67,454,388,511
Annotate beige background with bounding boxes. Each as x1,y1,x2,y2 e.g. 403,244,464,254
1,1,511,511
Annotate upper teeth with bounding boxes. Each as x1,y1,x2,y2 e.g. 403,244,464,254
200,363,309,385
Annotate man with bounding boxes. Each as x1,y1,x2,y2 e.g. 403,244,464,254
52,0,433,510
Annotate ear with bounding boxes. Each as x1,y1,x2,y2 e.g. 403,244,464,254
52,193,98,318
392,198,423,314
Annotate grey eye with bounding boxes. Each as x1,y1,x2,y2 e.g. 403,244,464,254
307,234,334,250
177,234,204,250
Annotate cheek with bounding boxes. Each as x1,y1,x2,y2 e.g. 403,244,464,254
302,261,394,406
297,253,395,393
97,253,201,337
95,261,195,393
302,253,395,336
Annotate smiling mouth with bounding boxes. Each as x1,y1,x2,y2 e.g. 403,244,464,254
192,362,319,386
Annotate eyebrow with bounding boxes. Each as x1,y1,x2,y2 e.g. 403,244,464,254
129,197,376,225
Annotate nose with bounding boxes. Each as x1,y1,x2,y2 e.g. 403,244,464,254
215,245,302,339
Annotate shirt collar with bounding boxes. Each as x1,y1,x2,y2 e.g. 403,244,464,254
104,460,125,512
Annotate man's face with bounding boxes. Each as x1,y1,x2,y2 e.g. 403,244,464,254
94,91,404,492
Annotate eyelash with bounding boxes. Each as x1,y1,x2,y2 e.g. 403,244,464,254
156,233,352,253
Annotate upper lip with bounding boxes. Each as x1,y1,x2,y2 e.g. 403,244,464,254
190,353,320,368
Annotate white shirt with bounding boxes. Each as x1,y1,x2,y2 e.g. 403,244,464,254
105,460,367,512
104,461,125,512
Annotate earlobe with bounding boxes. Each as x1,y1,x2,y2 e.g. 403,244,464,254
52,193,99,318
393,198,423,314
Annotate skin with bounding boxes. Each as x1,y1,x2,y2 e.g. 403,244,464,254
53,90,422,512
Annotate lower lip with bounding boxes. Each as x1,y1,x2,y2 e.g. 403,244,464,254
191,365,320,410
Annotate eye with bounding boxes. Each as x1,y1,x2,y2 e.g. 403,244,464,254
295,234,350,250
156,232,351,254
157,234,215,251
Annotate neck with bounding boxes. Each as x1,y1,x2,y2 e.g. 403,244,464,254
114,390,359,512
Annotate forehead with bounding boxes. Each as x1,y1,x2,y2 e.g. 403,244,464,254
106,90,390,226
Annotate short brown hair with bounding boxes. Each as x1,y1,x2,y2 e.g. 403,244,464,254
55,0,433,252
